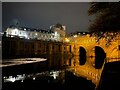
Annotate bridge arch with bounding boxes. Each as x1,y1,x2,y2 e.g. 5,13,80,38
79,46,86,65
95,46,106,69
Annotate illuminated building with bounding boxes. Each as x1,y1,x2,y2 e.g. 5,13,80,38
50,23,66,41
4,23,66,42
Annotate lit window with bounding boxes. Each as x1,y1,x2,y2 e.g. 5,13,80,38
35,33,38,35
24,28,26,31
74,35,77,37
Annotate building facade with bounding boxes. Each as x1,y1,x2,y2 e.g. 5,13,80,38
4,24,66,42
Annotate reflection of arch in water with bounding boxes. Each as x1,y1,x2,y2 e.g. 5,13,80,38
79,47,86,65
95,46,106,69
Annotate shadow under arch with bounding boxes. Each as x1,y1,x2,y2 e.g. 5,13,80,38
79,47,86,65
95,46,106,69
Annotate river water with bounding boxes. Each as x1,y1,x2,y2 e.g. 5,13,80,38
2,55,120,90
2,69,95,90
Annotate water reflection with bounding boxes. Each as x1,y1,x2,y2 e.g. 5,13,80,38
2,55,100,84
3,70,63,83
4,74,26,83
2,55,120,90
2,55,100,90
47,55,104,86
3,69,95,90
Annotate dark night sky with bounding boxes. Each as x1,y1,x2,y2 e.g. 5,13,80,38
2,2,93,34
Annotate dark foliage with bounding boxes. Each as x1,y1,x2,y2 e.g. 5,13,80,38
88,2,120,45
88,2,120,32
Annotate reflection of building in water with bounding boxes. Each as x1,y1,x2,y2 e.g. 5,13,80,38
4,23,66,42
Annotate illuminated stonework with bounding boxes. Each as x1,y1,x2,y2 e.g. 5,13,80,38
66,32,120,61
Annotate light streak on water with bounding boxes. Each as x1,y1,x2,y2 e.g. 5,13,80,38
3,70,62,83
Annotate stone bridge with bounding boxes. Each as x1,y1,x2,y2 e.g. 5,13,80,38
64,33,120,89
